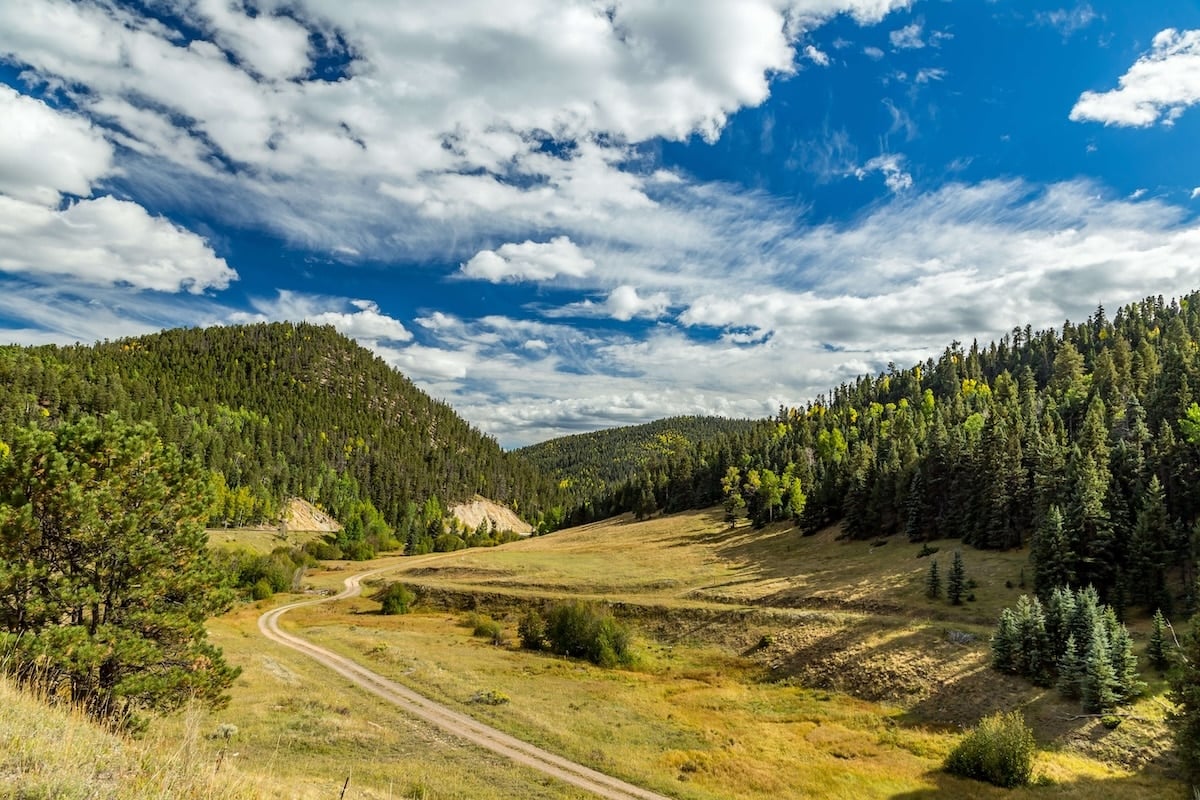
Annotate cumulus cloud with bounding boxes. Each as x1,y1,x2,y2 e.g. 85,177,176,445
854,153,913,192
0,195,235,292
460,236,595,283
864,45,885,59
0,0,913,261
1071,29,1200,127
230,290,411,342
804,44,831,66
1192,187,1200,199
0,85,113,205
889,21,924,49
915,67,946,84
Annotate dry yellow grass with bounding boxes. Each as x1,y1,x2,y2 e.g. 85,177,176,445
256,508,1185,799
7,508,1185,799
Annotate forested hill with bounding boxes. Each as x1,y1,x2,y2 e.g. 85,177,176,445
0,323,566,547
595,292,1200,614
518,415,762,522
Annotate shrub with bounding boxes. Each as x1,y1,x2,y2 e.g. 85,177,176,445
469,614,504,645
544,601,632,667
250,578,273,600
944,711,1036,788
379,583,414,615
517,609,546,651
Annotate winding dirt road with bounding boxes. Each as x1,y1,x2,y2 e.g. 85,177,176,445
258,568,671,800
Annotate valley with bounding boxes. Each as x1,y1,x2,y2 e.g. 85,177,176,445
179,509,1181,799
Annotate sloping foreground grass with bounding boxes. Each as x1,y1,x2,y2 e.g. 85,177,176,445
289,597,1182,800
0,675,262,800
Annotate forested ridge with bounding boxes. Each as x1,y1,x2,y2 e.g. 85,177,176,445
591,292,1200,613
0,322,566,548
519,415,759,520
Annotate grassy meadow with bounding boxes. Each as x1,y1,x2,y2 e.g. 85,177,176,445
265,509,1185,799
4,508,1187,799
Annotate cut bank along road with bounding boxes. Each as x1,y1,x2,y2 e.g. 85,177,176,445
258,567,671,800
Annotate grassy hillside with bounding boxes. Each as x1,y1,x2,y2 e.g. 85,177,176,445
0,676,263,799
264,510,1181,799
10,509,1183,798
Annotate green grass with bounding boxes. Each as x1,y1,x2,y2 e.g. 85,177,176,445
261,508,1185,799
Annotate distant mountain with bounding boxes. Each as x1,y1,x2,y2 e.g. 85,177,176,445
0,323,566,550
518,415,762,520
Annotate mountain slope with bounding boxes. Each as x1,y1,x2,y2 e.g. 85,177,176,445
0,323,565,542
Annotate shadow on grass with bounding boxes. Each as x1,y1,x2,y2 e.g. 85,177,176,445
890,767,1188,800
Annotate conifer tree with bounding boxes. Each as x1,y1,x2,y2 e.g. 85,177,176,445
1148,609,1170,672
991,608,1018,673
926,559,941,599
948,550,966,605
1109,623,1144,704
1057,633,1083,700
1168,616,1200,784
1081,623,1118,713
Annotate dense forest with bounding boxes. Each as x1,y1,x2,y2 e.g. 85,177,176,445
583,292,1200,614
0,322,567,555
519,415,759,520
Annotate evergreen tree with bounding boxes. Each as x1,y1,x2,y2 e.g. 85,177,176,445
1109,623,1144,704
991,608,1018,673
948,550,966,605
1032,506,1073,598
0,415,239,726
926,559,941,599
1168,616,1200,785
1148,609,1170,671
1081,623,1118,713
1056,633,1083,700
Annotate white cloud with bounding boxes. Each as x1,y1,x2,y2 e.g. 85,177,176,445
863,45,885,60
0,84,113,205
854,153,913,192
804,44,831,66
0,0,913,262
0,195,235,293
230,290,412,342
460,236,595,283
1071,29,1200,127
1192,187,1200,199
1129,188,1147,200
604,285,671,321
889,22,924,49
1038,4,1098,37
915,67,946,84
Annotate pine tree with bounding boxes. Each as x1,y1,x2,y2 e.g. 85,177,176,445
1109,623,1144,704
1032,506,1072,598
926,559,941,599
1057,633,1083,700
991,608,1018,673
1168,616,1200,784
1081,622,1118,713
948,550,966,605
1148,609,1170,671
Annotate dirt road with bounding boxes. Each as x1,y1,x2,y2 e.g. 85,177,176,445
258,568,672,800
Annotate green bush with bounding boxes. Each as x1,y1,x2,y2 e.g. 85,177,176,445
378,583,414,615
544,601,632,667
945,711,1036,788
250,578,273,600
469,614,504,644
518,609,545,650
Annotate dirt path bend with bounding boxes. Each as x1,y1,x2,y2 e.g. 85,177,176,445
258,569,672,800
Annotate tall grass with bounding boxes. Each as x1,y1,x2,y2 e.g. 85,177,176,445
0,676,261,800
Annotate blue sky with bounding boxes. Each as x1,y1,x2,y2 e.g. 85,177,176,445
3,1,1200,447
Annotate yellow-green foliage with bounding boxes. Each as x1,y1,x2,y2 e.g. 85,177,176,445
0,676,260,800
